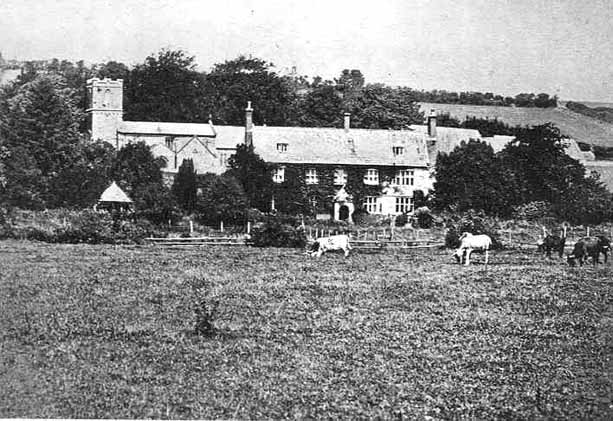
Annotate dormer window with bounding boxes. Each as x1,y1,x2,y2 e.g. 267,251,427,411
277,143,288,152
165,136,174,149
392,146,404,156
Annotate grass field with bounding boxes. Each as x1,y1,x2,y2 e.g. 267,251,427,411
1,240,612,419
419,102,613,148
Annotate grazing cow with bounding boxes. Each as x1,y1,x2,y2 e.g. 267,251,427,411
537,234,566,258
309,234,351,258
453,232,492,266
567,236,610,266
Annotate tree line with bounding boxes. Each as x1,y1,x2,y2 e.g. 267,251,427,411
432,124,613,224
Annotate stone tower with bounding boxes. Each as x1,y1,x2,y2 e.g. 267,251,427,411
87,78,123,145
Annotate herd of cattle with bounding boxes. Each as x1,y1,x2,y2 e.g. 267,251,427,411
308,232,611,266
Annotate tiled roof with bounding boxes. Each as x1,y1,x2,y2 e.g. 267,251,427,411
214,125,430,167
410,125,482,155
99,181,132,203
118,121,215,137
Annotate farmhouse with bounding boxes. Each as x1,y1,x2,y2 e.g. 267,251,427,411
87,77,434,220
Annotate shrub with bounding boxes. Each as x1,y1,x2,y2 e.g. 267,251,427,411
395,213,409,227
444,210,503,249
414,206,434,229
512,201,553,221
249,221,307,248
194,297,219,337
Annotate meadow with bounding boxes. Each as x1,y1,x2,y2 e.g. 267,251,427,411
1,239,612,419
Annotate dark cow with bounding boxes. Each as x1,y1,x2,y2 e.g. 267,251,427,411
567,236,610,266
537,234,566,258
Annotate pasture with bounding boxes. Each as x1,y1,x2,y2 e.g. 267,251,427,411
1,240,612,419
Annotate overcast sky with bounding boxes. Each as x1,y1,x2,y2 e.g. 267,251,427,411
1,0,612,101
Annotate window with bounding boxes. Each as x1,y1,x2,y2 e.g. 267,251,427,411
392,146,404,156
219,152,230,167
306,168,318,184
394,169,414,186
165,136,174,149
395,196,413,214
363,196,378,213
273,167,285,183
363,168,379,185
334,168,347,185
277,143,288,152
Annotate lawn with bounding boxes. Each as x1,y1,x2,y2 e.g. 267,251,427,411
1,240,612,419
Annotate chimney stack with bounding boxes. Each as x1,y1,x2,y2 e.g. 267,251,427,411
245,101,253,147
427,109,437,138
344,112,351,132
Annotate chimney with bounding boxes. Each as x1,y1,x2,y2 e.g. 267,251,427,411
427,109,437,138
344,112,351,132
245,101,253,147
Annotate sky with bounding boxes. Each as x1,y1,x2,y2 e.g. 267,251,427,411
1,0,612,102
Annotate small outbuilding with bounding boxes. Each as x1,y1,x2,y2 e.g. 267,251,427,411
96,181,133,213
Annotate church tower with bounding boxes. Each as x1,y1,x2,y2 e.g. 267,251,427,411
87,78,123,145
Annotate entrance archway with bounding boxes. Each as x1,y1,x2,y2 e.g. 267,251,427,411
339,205,350,221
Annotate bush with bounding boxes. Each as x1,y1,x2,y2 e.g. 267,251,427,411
249,221,307,248
444,210,503,249
512,201,553,221
414,206,434,229
395,213,409,227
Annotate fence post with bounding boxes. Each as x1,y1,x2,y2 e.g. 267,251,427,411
587,227,590,237
220,221,224,233
190,220,194,234
247,221,251,234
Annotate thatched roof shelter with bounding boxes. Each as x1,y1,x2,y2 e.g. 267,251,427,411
98,182,132,209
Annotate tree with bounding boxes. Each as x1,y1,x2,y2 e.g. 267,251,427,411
196,173,248,225
172,158,198,213
0,74,85,207
125,49,207,122
297,80,343,127
225,144,273,212
498,124,586,206
432,140,516,215
349,85,423,129
110,142,178,223
202,55,296,126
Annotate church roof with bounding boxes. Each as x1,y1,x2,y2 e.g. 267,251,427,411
118,121,216,137
214,125,430,167
99,181,132,203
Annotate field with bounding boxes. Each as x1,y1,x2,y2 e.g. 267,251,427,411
419,102,613,148
1,240,612,419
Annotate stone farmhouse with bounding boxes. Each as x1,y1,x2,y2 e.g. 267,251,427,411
88,77,589,221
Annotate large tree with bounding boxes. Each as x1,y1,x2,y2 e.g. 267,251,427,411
432,140,516,215
0,75,86,207
125,49,207,123
202,55,296,126
225,144,273,212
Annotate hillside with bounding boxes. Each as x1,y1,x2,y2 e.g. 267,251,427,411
419,102,613,147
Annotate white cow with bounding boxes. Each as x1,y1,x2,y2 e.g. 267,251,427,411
309,234,352,258
454,232,492,266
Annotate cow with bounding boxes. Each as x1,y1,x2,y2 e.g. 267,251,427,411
537,234,566,258
308,234,352,258
453,232,492,266
567,236,610,266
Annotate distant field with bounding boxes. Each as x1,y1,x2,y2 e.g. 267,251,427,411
419,102,613,147
1,241,612,419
